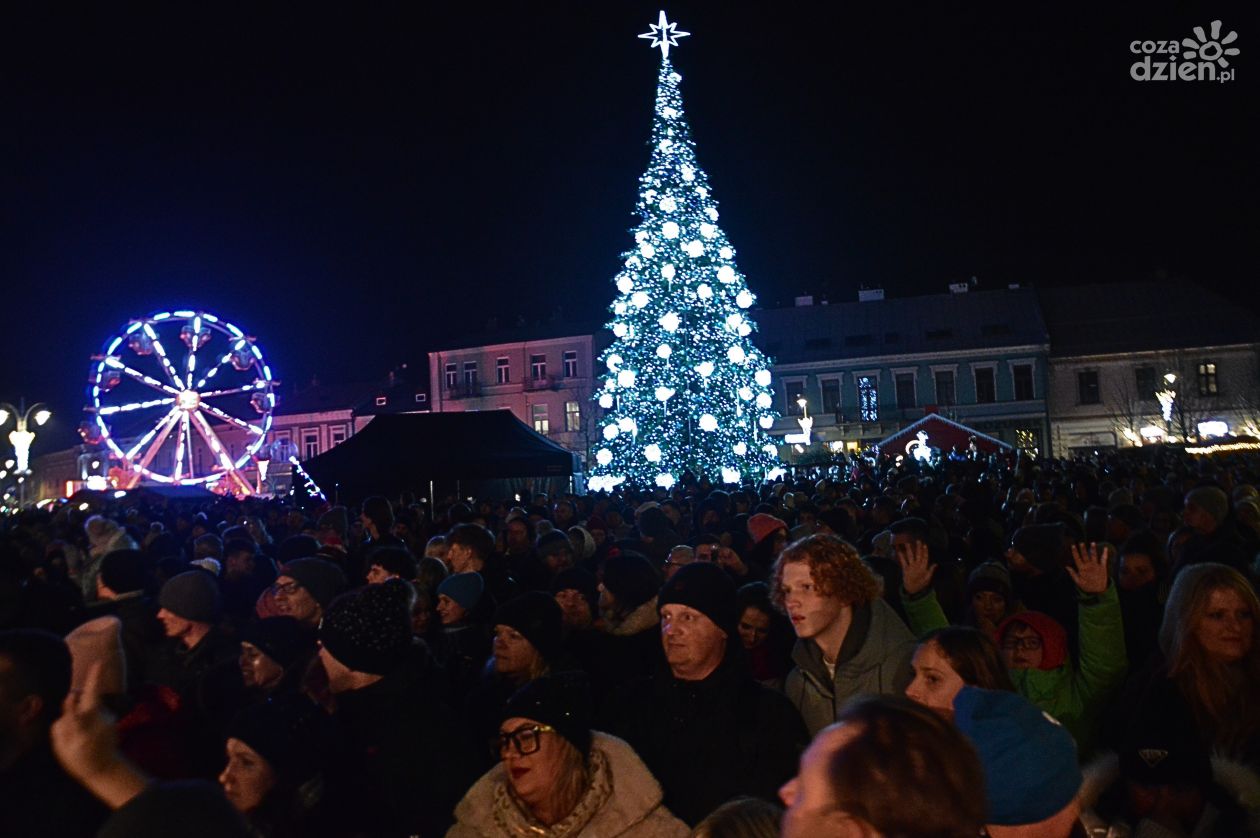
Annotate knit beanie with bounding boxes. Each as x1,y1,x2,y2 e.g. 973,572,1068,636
658,561,739,638
159,571,221,623
1185,486,1229,525
317,506,349,542
996,611,1068,670
637,507,675,543
319,579,413,675
99,549,148,594
240,617,316,670
535,530,573,557
227,694,328,786
437,572,485,612
278,557,347,609
747,513,788,546
494,592,564,663
952,686,1081,827
1010,524,1068,574
65,616,127,697
277,535,321,565
551,567,599,614
966,562,1012,599
600,552,661,610
503,672,594,757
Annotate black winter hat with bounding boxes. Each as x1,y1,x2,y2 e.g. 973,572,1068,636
277,535,321,565
535,530,573,557
503,672,594,757
240,617,315,670
551,567,599,614
319,579,413,675
658,561,738,638
227,694,328,786
279,557,347,609
158,571,221,623
1010,524,1069,574
494,592,564,662
100,549,148,594
600,551,660,610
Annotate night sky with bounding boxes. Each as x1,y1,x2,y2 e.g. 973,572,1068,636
3,3,1256,454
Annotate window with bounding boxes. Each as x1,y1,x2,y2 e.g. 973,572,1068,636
532,404,549,435
1013,364,1035,401
565,401,581,432
330,425,348,448
301,428,320,461
1133,366,1156,400
784,381,806,416
1078,370,1100,405
821,378,841,414
531,354,547,380
934,370,956,406
444,362,457,389
974,367,996,404
463,361,478,388
1198,361,1218,396
496,357,511,384
563,350,578,378
857,375,878,421
895,373,916,409
374,395,387,406
414,393,426,404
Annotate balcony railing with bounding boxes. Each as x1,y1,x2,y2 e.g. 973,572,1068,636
445,383,481,399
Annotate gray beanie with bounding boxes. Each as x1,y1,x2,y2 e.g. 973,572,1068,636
159,571,221,623
1185,486,1229,525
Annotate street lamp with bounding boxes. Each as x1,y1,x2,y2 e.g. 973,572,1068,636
0,399,52,505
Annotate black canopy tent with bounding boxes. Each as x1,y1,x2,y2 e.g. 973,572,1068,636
301,411,580,502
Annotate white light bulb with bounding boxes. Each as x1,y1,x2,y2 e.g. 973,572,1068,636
659,312,681,332
767,467,786,481
606,354,623,371
755,369,772,387
728,346,746,364
681,165,694,181
659,138,673,152
635,231,648,243
738,387,753,401
706,207,719,221
617,276,633,294
625,256,641,269
726,313,743,330
721,467,741,484
662,107,678,119
656,344,672,359
639,243,655,258
631,291,650,309
603,424,618,440
644,444,662,463
596,448,613,466
732,442,747,457
696,283,713,299
599,393,614,409
604,379,616,391
697,361,715,378
737,324,752,337
661,263,676,280
697,186,708,198
618,417,636,432
763,443,778,456
685,240,704,258
759,416,774,429
613,301,628,315
612,323,628,338
736,290,754,308
655,386,675,402
662,221,680,239
656,472,675,489
700,223,717,239
756,393,773,409
699,414,718,432
660,196,677,212
719,247,733,259
617,369,637,388
717,266,736,283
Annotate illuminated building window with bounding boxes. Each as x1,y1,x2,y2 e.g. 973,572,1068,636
565,401,581,432
1198,361,1218,396
858,376,879,422
532,404,549,435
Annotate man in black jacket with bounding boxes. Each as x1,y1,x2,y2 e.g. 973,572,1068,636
600,562,808,825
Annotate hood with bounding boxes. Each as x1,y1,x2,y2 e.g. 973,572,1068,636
997,610,1068,670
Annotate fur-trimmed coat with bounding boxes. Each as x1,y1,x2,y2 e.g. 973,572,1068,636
446,731,689,838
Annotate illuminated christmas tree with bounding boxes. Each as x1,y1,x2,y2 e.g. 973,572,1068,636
588,12,780,491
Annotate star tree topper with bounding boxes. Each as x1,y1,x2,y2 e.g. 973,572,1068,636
638,10,689,59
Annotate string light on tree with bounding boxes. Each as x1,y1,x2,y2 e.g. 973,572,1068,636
591,11,779,488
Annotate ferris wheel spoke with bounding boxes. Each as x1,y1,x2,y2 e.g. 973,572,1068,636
143,324,183,388
130,409,182,473
190,409,239,477
194,351,237,391
198,383,264,400
99,396,177,417
106,357,183,396
199,402,264,435
172,414,189,482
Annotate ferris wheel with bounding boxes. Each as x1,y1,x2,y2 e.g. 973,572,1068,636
83,310,276,494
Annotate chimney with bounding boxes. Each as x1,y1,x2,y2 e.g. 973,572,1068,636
858,288,884,302
794,295,814,307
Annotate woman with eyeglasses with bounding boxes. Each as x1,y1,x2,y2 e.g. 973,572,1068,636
448,674,688,837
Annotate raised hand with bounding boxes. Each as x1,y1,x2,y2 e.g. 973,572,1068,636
1067,542,1111,595
51,662,147,809
896,541,936,596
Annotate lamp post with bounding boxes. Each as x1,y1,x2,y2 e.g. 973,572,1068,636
0,399,52,507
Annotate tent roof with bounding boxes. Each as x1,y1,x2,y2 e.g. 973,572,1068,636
876,413,1013,456
302,410,578,495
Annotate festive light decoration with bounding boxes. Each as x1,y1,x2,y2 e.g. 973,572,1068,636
289,456,327,504
591,14,779,488
85,310,273,496
905,431,933,463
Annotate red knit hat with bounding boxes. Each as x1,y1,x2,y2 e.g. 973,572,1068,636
997,611,1068,670
747,513,788,546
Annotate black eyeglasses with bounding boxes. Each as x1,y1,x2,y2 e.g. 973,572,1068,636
494,723,556,757
1001,636,1042,652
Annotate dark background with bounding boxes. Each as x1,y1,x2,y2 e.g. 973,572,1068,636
2,2,1256,453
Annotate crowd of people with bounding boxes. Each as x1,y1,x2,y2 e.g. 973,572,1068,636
1,446,1259,837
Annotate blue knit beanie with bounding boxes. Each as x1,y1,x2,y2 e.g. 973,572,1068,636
437,572,484,611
